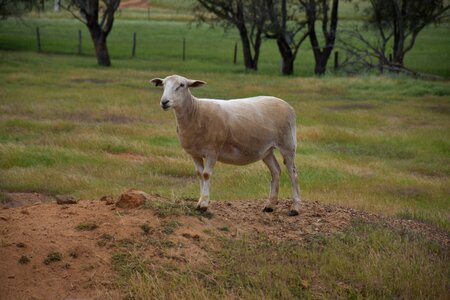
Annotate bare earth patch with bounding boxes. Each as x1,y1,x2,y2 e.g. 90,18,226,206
119,0,149,9
71,78,115,84
1,192,54,208
0,194,448,299
326,103,377,111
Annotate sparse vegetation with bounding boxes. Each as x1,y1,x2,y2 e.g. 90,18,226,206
146,238,181,249
69,251,78,259
140,224,152,235
111,252,148,286
75,223,99,231
143,199,213,219
117,238,141,249
43,251,62,265
0,191,11,204
97,233,114,247
18,255,30,264
161,220,181,235
113,221,449,299
218,226,229,232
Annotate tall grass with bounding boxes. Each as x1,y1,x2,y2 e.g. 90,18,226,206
114,221,449,299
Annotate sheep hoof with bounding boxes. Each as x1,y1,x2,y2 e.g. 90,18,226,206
287,210,299,216
196,206,208,212
262,207,274,213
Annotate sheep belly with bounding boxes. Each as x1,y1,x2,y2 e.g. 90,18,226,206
218,142,272,165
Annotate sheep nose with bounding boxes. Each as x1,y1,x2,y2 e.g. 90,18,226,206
161,99,170,110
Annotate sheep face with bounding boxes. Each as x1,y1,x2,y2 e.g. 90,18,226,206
150,75,206,111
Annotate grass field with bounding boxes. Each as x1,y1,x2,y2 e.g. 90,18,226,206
0,4,449,77
1,50,449,232
0,3,449,298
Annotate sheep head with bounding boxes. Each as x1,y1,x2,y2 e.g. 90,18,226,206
150,75,206,111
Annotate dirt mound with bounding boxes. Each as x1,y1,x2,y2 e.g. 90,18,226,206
0,194,448,299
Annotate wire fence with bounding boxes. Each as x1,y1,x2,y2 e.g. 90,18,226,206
0,20,249,63
1,17,447,76
0,18,324,75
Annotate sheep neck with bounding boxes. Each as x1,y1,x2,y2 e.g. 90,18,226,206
174,92,198,128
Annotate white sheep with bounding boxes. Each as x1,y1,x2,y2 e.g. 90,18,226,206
150,75,301,216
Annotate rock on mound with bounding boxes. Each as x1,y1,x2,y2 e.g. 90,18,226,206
115,189,151,208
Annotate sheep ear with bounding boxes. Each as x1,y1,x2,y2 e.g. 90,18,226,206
187,80,206,88
150,78,163,87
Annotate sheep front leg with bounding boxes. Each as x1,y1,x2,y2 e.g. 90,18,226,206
192,156,204,201
196,155,217,212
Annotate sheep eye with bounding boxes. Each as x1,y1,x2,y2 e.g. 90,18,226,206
180,83,185,88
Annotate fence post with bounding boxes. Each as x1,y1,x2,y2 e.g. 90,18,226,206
334,51,339,70
36,27,41,52
78,30,82,55
233,42,237,64
182,38,186,61
132,32,137,57
147,7,150,21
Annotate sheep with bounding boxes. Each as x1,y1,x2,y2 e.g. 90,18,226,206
150,75,301,216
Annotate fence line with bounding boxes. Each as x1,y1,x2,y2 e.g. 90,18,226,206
78,30,82,55
1,24,347,73
36,27,41,52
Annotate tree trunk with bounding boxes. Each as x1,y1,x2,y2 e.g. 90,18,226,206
392,0,405,67
393,31,405,66
54,0,60,12
277,37,294,75
238,25,257,71
88,25,111,67
307,0,339,75
94,35,111,66
314,54,327,75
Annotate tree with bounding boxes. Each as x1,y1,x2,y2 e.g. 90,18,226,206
340,0,450,73
0,0,38,19
62,0,121,66
300,0,340,75
264,0,309,75
196,0,267,71
54,0,61,12
366,0,449,67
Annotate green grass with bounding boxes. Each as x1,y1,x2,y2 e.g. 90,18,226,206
43,251,63,265
0,13,449,297
161,220,181,235
0,50,449,232
113,221,449,299
0,12,449,77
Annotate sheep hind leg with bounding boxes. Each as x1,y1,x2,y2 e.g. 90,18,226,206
262,151,281,213
280,148,301,216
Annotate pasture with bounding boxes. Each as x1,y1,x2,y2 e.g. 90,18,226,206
0,1,449,298
1,50,449,229
0,3,450,77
